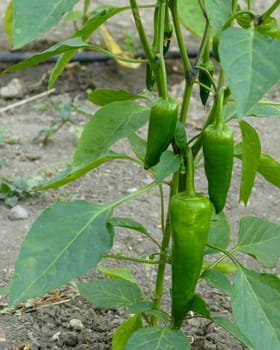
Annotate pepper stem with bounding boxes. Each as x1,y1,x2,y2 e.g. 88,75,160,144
185,146,196,196
214,87,225,129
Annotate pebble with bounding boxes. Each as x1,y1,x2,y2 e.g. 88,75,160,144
0,78,27,98
8,205,29,220
69,318,84,330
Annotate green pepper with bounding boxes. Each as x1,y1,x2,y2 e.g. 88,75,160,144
170,146,212,329
146,64,156,91
144,97,178,169
203,123,234,214
163,7,173,55
199,59,214,106
170,192,212,328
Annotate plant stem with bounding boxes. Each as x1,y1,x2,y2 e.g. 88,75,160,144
169,0,192,74
82,0,91,24
247,0,252,11
108,181,156,210
103,254,162,265
214,87,225,128
194,22,211,68
130,0,165,96
151,172,177,326
185,146,196,196
206,243,240,266
157,54,168,98
159,184,165,234
261,0,280,20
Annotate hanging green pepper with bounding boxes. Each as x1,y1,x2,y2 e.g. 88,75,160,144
199,59,214,106
202,89,234,213
144,97,178,169
163,7,173,55
170,147,212,329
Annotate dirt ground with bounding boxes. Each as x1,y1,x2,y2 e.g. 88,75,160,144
0,2,280,350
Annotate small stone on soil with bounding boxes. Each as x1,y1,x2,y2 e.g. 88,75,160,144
8,205,29,220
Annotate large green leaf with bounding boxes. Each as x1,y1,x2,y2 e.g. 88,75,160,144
125,328,190,350
220,28,280,117
154,151,181,184
112,315,143,350
206,211,230,254
234,143,280,189
98,265,138,285
239,120,261,205
204,0,232,35
232,267,280,350
5,38,94,72
258,153,280,188
212,316,254,349
34,152,129,191
49,6,130,88
77,279,142,309
202,269,232,296
87,88,147,106
4,37,141,73
9,201,114,307
178,0,205,37
13,0,79,49
224,99,280,121
73,101,149,166
233,216,280,268
128,133,146,162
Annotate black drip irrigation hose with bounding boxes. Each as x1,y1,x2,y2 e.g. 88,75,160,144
0,50,199,64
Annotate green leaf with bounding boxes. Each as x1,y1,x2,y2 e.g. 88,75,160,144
5,38,93,72
49,6,130,88
128,133,146,162
233,216,280,268
109,217,149,237
189,295,210,318
202,269,232,297
154,151,181,184
0,282,11,296
112,315,143,350
206,211,230,254
73,102,149,166
234,144,280,188
98,265,138,285
248,100,280,118
204,0,232,36
174,121,187,150
258,153,280,188
232,267,280,350
9,201,114,307
178,0,205,37
224,99,280,122
34,152,128,191
220,28,280,117
88,88,146,106
125,301,154,315
239,120,261,205
13,0,79,49
255,16,280,40
4,1,13,43
125,328,190,350
77,279,142,309
212,316,254,349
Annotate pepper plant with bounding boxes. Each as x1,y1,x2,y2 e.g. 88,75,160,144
2,0,280,349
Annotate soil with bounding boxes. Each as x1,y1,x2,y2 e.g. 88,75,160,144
0,2,280,350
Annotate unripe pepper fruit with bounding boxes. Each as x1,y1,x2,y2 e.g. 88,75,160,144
144,97,178,169
199,59,215,106
170,191,212,328
203,121,234,214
